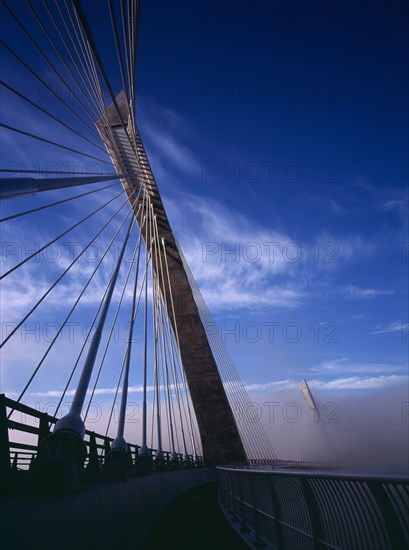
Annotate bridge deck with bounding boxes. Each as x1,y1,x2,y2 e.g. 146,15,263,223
1,468,217,550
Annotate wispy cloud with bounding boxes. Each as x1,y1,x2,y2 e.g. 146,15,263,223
244,375,408,392
369,320,407,335
167,194,306,310
310,357,403,375
379,197,409,213
137,96,199,177
343,285,394,298
9,373,405,399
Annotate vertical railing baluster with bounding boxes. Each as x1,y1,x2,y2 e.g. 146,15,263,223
0,394,10,473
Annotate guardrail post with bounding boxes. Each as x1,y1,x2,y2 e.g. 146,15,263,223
367,481,407,550
85,432,100,481
103,437,111,463
38,413,50,446
238,478,250,534
299,477,325,550
127,444,134,467
12,452,18,470
0,394,10,473
267,477,284,550
228,471,240,523
250,478,265,547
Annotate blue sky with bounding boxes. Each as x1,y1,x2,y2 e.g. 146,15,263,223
135,0,408,390
0,1,408,461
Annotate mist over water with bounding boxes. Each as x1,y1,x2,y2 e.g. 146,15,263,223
245,385,409,474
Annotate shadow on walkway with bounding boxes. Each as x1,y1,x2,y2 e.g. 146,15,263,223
142,482,249,550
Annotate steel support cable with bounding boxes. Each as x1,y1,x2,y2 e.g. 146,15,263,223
176,244,272,460
160,301,188,457
56,0,109,125
129,0,141,115
26,0,101,123
104,265,148,438
151,213,188,456
0,173,138,198
157,291,188,456
70,12,124,163
65,10,121,160
162,241,232,458
105,267,151,445
113,223,143,443
0,123,112,166
160,340,173,456
1,187,125,281
64,212,136,423
8,195,135,414
0,39,102,142
129,0,135,105
72,21,107,120
2,0,100,129
151,222,165,456
0,17,98,142
289,423,301,462
72,0,135,153
55,272,112,419
64,4,117,152
140,193,152,453
160,305,190,457
275,412,297,462
280,422,294,461
83,223,138,423
175,241,275,460
126,0,135,111
1,190,135,351
126,1,133,84
157,301,172,456
120,0,132,110
166,329,201,458
82,46,123,160
84,196,146,421
160,298,179,456
108,0,130,106
186,276,266,458
163,322,198,457
66,0,105,110
133,0,142,91
293,421,303,463
160,239,199,457
295,423,304,463
41,0,103,121
150,367,156,450
0,169,121,175
149,233,163,458
150,210,164,455
156,236,195,454
155,247,180,458
0,81,107,155
152,266,164,456
126,0,135,126
0,181,121,223
155,248,198,460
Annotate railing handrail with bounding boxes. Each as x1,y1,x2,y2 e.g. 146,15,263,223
217,465,409,484
2,394,203,470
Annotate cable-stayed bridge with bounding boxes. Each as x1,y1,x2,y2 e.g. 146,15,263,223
0,1,408,549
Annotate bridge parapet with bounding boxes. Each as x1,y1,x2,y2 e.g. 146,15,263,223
0,394,203,491
217,466,409,550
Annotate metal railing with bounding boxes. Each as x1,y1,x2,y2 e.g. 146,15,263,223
217,466,409,550
0,394,202,474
